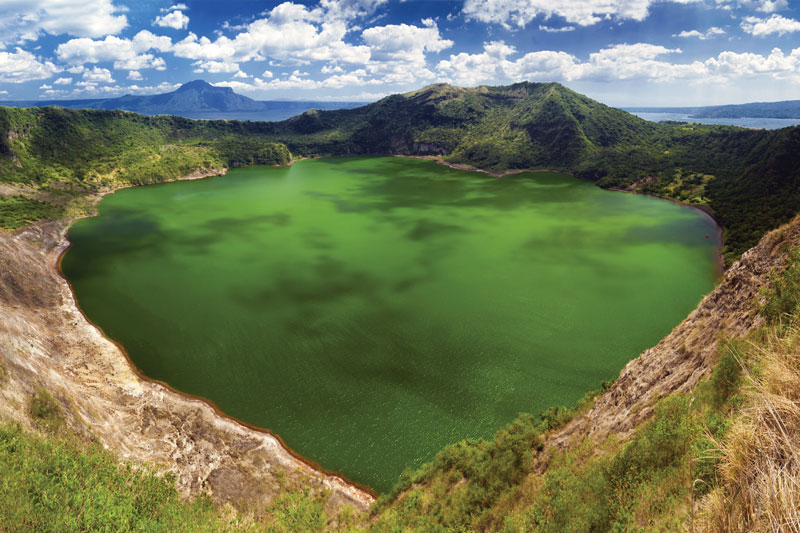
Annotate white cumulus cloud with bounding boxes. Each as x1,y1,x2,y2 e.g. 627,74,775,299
154,10,190,30
741,15,800,36
191,60,240,73
436,40,800,87
462,0,702,29
56,30,171,70
674,27,726,39
0,48,60,83
361,20,452,85
82,66,114,83
539,25,576,32
0,0,127,45
171,1,384,67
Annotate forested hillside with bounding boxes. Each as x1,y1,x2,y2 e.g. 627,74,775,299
3,81,800,531
2,81,800,261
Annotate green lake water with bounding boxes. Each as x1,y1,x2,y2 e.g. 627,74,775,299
61,157,719,492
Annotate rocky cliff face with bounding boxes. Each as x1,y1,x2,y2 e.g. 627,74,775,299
546,215,800,453
1,168,798,516
0,179,374,514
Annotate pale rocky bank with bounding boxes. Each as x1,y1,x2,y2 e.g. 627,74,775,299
2,165,799,519
0,172,375,514
545,214,800,453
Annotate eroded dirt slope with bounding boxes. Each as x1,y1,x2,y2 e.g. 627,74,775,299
548,216,800,451
0,202,374,514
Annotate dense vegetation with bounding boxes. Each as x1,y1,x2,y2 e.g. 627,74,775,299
0,195,62,228
0,420,349,532
363,243,800,531
3,81,800,262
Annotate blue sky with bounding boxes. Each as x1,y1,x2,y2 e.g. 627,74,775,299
1,0,799,106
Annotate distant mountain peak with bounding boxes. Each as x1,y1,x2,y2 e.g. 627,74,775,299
83,79,264,113
176,80,231,93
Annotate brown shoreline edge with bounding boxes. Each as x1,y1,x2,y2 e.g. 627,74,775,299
55,167,379,499
0,155,727,516
0,166,375,516
60,156,725,489
56,237,379,502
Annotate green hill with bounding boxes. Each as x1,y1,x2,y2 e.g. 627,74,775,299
3,81,800,531
2,81,800,261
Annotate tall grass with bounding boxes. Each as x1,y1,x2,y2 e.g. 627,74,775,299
701,323,800,532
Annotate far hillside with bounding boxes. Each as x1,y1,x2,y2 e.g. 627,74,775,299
627,98,800,119
3,81,800,262
0,80,365,121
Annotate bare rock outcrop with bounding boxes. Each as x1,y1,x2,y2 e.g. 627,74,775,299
549,215,800,449
0,209,373,513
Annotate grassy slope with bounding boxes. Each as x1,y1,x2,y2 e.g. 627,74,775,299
0,420,354,532
4,82,798,262
365,242,800,532
0,384,357,532
3,83,800,530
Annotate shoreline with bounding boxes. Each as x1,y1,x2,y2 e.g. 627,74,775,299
31,154,724,507
52,165,378,501
386,154,726,277
606,186,726,278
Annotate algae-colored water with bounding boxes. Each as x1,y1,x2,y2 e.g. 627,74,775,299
62,157,719,492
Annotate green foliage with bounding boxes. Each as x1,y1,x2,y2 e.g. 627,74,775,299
760,247,800,325
370,383,611,531
370,412,542,530
266,488,328,532
523,395,701,532
0,196,63,228
28,387,64,434
0,421,346,531
0,422,224,532
371,380,736,532
710,340,747,407
2,80,799,262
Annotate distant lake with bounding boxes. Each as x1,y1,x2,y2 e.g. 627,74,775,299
173,102,364,121
629,111,800,130
62,157,720,492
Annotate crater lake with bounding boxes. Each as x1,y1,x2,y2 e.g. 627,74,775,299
61,157,720,492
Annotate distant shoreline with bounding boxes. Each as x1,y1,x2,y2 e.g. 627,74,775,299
387,153,726,277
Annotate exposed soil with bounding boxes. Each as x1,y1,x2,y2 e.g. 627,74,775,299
543,215,800,455
0,169,374,514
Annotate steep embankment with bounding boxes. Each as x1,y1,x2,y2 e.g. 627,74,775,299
367,215,800,531
0,201,373,514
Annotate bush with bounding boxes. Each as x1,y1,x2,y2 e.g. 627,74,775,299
28,387,64,434
267,488,329,532
760,247,800,325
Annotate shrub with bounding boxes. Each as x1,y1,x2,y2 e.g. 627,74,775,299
760,247,800,325
28,387,64,434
